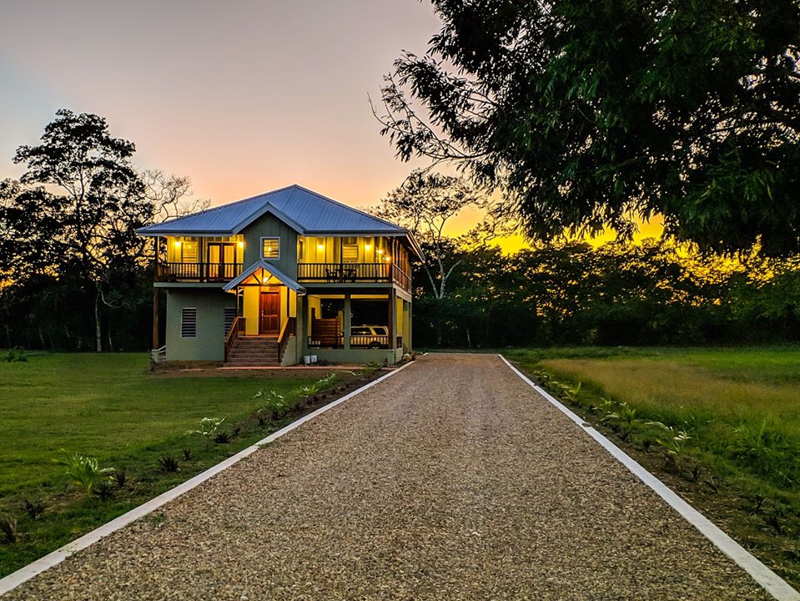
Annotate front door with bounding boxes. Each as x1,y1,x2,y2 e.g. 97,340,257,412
259,291,280,335
208,243,236,280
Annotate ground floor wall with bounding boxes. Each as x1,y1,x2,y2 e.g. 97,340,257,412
161,285,411,365
165,288,235,361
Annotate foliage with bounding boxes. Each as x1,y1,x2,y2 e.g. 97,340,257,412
378,0,800,255
213,431,231,444
413,239,800,348
113,469,128,489
0,110,209,353
22,499,45,521
56,450,114,495
187,417,225,439
0,515,17,544
158,455,179,473
3,349,26,363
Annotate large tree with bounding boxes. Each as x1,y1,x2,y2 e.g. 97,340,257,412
376,0,800,255
5,109,152,351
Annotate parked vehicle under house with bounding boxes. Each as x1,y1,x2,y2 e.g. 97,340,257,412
137,185,419,366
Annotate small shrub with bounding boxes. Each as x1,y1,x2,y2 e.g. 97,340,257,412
182,448,193,461
114,469,128,488
158,455,179,472
3,348,27,363
0,514,18,543
93,480,114,500
187,417,225,439
22,498,45,520
57,450,115,495
214,431,231,444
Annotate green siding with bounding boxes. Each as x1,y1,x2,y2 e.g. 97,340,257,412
243,213,298,278
165,288,235,361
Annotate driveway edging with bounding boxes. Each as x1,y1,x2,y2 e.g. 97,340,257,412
499,354,800,601
0,360,417,597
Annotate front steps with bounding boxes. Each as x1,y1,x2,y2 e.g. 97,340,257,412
225,336,281,366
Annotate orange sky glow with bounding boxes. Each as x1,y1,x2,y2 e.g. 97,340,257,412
1,0,663,254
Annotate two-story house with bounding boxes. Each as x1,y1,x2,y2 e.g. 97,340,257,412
138,185,420,366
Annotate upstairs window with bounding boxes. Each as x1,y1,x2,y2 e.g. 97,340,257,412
342,237,358,263
261,237,280,260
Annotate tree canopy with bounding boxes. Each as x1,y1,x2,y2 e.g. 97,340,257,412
377,0,800,256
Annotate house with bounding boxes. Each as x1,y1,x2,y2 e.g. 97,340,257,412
137,184,420,366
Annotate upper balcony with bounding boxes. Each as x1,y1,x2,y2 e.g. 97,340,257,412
297,262,410,289
154,234,412,291
156,262,243,283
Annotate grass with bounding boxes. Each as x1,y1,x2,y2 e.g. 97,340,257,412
0,352,368,577
506,345,800,588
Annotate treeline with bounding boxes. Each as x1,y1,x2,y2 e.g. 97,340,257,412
0,270,156,352
413,240,800,348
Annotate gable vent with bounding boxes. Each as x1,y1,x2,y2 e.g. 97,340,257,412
181,308,197,338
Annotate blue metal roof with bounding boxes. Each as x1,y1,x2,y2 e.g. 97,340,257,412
137,184,406,236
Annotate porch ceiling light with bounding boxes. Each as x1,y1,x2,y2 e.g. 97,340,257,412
376,249,384,255
317,243,325,251
364,243,372,250
384,255,392,262
237,241,245,248
173,240,182,247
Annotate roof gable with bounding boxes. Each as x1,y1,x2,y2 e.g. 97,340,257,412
137,184,405,236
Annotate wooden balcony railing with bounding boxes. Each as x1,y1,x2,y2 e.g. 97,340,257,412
297,263,410,290
157,262,243,282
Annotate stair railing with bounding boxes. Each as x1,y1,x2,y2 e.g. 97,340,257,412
224,316,245,362
277,317,296,364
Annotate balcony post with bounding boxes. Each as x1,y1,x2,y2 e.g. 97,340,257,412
343,293,351,350
388,287,396,349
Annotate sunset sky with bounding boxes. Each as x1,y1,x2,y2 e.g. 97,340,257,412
1,0,661,251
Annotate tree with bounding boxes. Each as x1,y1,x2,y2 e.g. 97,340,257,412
374,170,491,344
374,170,486,299
376,0,800,256
8,109,152,352
142,169,210,223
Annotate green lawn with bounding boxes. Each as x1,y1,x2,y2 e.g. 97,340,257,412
0,353,316,495
0,352,342,577
506,346,800,587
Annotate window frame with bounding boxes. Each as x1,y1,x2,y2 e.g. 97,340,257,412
260,236,280,261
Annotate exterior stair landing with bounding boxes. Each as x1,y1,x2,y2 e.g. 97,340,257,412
225,336,280,366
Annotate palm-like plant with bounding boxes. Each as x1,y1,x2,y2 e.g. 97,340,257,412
57,450,115,495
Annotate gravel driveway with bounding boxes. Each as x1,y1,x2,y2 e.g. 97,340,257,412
6,353,771,600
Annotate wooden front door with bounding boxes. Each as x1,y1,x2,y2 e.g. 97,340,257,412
259,291,280,335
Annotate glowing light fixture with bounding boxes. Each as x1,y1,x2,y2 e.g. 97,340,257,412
317,243,325,251
364,243,372,251
376,249,384,255
384,255,392,262
173,240,182,248
237,241,244,249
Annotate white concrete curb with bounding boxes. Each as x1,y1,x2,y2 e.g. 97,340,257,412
0,360,417,597
499,354,800,601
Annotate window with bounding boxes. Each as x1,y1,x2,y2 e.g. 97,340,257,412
261,237,280,259
181,240,198,263
342,237,358,263
181,308,197,338
223,308,236,336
